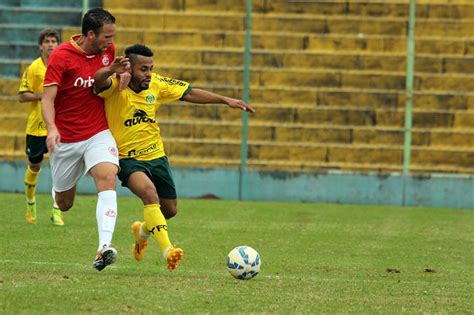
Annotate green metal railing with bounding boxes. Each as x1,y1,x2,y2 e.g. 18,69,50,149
238,0,252,200
403,0,416,176
82,0,89,17
402,0,416,205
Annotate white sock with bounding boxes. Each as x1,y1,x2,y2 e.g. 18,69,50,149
96,190,118,252
51,189,59,208
163,245,174,259
51,188,56,204
139,224,150,240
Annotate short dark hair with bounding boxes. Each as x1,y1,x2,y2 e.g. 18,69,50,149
38,29,60,45
81,8,115,36
125,44,154,58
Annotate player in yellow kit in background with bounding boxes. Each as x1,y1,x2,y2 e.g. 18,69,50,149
18,29,63,225
93,44,255,271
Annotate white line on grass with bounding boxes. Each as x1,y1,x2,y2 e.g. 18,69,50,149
0,259,116,270
0,259,306,280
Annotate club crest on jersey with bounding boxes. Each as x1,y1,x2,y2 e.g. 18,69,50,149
102,55,110,66
105,209,116,217
108,146,118,157
146,94,156,104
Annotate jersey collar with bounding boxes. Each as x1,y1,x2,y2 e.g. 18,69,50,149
70,34,97,58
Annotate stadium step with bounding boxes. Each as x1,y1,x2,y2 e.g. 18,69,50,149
0,24,59,43
163,137,474,170
0,59,33,78
3,115,474,149
4,36,473,78
107,9,474,37
0,41,39,60
1,76,474,112
0,95,30,116
0,132,25,153
306,34,472,56
61,26,472,56
1,115,27,133
112,46,474,74
1,0,473,175
158,119,474,147
158,101,474,130
1,144,472,174
3,57,474,93
3,90,472,135
168,155,474,174
0,78,20,96
161,65,473,92
104,0,474,20
167,156,404,173
1,126,473,174
0,6,82,26
0,0,102,8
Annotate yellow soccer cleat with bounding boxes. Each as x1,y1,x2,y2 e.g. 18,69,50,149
165,247,184,272
131,221,148,261
50,207,64,226
26,202,37,224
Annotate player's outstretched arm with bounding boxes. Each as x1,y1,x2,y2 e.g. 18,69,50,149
93,56,130,93
182,88,255,113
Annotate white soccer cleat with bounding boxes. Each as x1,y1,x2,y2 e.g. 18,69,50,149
93,245,117,271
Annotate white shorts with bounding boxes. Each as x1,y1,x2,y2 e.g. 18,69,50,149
50,129,119,192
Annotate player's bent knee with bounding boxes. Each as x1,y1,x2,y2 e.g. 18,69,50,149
162,206,177,219
140,186,159,205
104,174,117,187
164,209,177,219
95,173,117,191
91,163,118,191
100,172,117,185
29,163,42,172
160,199,178,219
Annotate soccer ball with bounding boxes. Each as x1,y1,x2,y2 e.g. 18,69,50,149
226,246,261,280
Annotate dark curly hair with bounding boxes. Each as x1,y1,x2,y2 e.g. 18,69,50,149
125,44,154,58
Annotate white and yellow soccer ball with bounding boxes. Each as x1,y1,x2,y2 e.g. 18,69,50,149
226,246,261,280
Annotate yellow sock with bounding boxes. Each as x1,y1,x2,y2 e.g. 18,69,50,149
143,204,172,253
25,166,40,203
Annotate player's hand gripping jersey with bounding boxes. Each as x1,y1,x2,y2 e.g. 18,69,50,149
97,73,190,160
44,35,115,142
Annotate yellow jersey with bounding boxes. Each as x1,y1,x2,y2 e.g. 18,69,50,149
98,73,191,160
18,57,47,136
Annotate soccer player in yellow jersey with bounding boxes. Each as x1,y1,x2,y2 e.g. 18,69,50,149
18,29,64,226
93,44,255,271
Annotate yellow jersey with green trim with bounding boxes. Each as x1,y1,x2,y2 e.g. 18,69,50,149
18,57,47,136
98,73,191,160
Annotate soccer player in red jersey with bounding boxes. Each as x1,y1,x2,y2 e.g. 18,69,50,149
42,8,130,271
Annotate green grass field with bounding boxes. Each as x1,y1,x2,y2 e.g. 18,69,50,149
1,192,473,313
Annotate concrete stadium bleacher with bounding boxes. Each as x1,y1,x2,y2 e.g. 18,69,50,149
0,0,101,76
0,0,473,174
0,0,101,158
